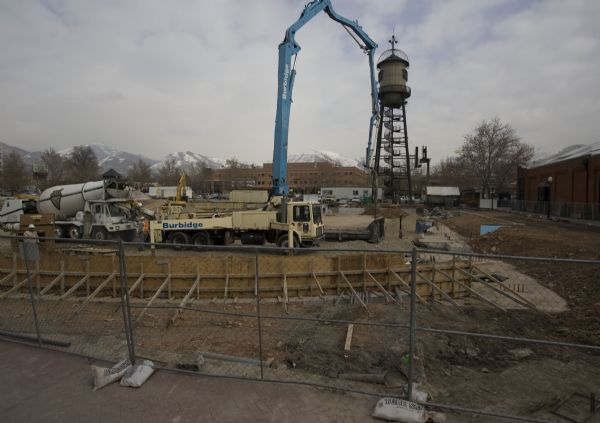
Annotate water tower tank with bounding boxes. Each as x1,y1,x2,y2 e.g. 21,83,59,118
377,47,411,107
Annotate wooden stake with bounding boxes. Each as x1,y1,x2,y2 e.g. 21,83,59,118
59,261,65,295
223,258,229,304
344,324,354,351
12,253,17,285
128,264,145,296
282,272,288,313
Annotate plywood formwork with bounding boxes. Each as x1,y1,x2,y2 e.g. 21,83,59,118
0,251,474,304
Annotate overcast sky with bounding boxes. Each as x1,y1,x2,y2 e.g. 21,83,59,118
1,0,599,165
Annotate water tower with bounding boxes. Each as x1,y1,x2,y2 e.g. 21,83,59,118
372,35,414,202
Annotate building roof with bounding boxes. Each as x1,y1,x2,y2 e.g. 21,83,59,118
426,186,460,196
102,168,123,179
378,48,409,65
528,141,600,169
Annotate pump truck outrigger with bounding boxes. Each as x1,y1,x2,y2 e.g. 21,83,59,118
149,0,376,248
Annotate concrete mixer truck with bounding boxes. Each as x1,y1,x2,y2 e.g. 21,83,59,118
0,179,139,241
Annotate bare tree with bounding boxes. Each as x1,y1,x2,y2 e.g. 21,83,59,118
458,118,534,197
1,151,29,194
127,158,153,182
41,148,66,186
187,162,212,193
431,156,476,188
157,158,180,185
66,145,100,182
225,157,251,169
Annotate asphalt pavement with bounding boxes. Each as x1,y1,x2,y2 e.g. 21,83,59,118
0,340,377,422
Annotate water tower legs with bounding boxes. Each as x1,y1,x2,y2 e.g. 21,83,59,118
373,102,413,202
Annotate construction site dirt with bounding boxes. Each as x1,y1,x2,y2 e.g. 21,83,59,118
1,208,599,422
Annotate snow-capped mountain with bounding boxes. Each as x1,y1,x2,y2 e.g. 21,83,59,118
2,140,364,176
288,150,363,168
1,142,33,162
56,143,157,175
150,151,224,171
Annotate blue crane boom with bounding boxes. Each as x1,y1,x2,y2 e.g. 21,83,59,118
271,0,378,197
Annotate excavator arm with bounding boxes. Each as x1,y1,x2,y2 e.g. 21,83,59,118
175,174,187,202
271,0,378,197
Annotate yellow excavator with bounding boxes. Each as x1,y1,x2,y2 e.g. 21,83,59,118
175,174,187,202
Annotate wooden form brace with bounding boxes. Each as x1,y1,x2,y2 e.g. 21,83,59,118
170,265,201,325
339,271,367,310
40,261,65,295
61,261,90,300
136,274,171,322
0,271,39,299
0,254,476,307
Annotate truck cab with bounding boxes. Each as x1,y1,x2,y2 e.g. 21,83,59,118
270,200,324,247
82,199,137,240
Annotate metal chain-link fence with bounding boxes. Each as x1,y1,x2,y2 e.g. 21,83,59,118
0,234,599,422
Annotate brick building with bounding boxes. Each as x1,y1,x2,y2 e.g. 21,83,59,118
517,142,600,205
207,161,369,194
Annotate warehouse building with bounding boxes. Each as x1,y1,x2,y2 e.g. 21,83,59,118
516,142,600,219
425,186,460,206
208,162,369,194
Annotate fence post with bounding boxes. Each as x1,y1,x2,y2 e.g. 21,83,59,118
118,240,136,364
255,248,264,380
21,237,42,347
407,246,418,401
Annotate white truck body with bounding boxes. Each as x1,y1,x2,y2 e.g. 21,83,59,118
0,180,137,240
150,200,324,247
37,181,106,219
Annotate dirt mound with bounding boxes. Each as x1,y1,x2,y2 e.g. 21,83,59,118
444,211,600,347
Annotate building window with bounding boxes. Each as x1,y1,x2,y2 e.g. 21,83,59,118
353,190,359,196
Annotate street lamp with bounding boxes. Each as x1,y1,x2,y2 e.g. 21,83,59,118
547,176,553,219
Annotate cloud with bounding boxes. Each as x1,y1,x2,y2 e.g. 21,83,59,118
0,0,598,165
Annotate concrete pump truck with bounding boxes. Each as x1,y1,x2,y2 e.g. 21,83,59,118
150,0,378,247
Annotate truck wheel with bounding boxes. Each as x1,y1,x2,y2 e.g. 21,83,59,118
277,233,299,248
223,230,235,245
91,228,108,241
68,225,81,239
192,232,212,246
170,232,190,247
55,226,66,239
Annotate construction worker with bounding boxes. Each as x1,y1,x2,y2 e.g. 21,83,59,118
138,218,150,251
22,223,39,262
